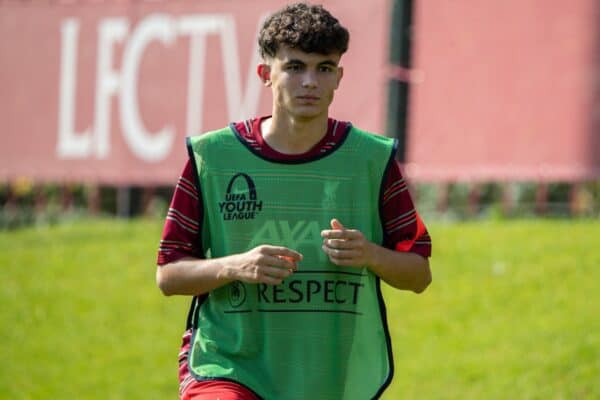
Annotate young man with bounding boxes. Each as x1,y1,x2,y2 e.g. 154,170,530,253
157,3,432,399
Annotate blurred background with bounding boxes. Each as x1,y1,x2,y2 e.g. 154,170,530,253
1,0,598,399
1,0,598,223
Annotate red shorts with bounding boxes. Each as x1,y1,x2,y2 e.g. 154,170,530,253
181,380,260,400
179,330,260,400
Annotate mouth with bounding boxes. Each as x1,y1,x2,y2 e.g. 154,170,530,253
296,96,320,102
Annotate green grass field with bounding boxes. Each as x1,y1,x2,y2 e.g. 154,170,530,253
1,219,598,399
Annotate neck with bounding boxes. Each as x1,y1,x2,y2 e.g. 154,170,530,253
261,112,329,155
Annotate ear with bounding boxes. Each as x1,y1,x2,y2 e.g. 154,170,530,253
257,63,272,86
335,66,344,89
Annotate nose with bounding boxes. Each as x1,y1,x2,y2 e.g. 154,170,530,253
301,71,318,88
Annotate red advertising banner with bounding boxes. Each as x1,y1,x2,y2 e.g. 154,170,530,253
0,0,390,184
2,0,598,185
406,0,600,182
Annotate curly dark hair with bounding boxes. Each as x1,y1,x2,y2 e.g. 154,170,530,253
258,3,349,59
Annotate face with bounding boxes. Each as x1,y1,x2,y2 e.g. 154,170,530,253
258,46,344,120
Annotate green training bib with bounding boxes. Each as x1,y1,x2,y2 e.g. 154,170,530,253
186,124,396,400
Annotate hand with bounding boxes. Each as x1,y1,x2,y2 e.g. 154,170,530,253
221,245,303,285
321,219,375,268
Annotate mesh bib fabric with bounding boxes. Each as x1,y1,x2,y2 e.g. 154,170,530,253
186,125,397,400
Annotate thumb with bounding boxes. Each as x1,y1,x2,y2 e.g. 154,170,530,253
330,218,345,230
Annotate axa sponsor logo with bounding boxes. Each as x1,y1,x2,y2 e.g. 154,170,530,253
249,220,321,250
219,173,263,220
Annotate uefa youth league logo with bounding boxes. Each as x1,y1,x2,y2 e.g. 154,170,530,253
219,172,263,221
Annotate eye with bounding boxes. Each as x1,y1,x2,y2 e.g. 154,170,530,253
319,65,334,73
286,64,302,72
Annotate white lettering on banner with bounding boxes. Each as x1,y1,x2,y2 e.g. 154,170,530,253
120,14,175,162
57,19,92,158
57,14,264,162
178,15,264,139
95,18,128,159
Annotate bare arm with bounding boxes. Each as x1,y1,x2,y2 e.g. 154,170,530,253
321,219,431,293
156,245,303,296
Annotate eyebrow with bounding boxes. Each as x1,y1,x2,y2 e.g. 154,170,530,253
318,60,339,67
284,58,339,67
285,59,306,66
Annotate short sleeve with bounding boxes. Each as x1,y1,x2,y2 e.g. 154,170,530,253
381,160,432,258
156,159,204,266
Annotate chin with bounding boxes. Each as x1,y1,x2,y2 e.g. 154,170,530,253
292,113,324,121
291,107,325,119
